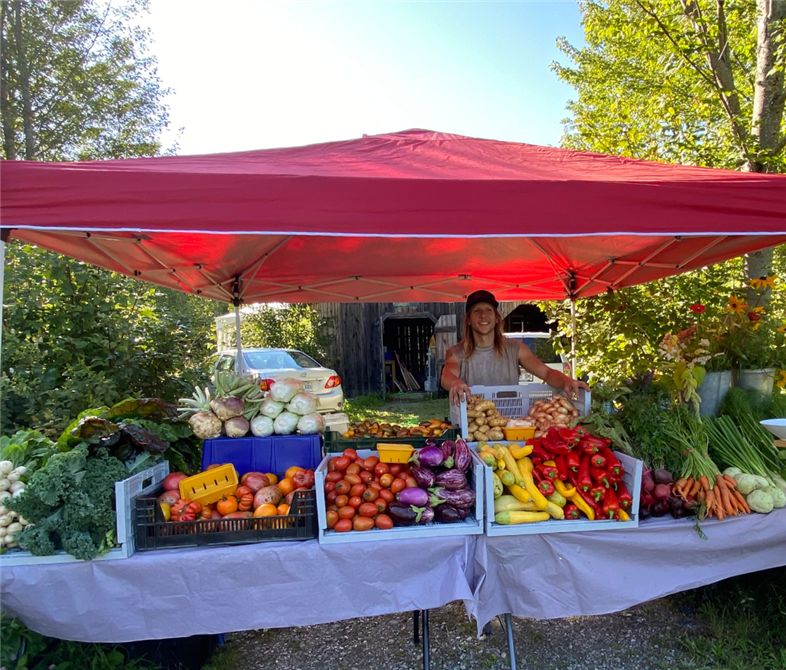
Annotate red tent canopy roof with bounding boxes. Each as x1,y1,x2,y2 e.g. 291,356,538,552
2,129,785,302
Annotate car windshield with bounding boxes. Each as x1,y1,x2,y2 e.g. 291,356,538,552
244,350,321,370
509,336,561,363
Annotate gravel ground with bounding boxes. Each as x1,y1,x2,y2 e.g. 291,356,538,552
216,598,707,670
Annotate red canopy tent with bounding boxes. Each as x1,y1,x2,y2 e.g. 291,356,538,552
2,128,785,305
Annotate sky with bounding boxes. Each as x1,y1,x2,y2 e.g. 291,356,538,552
144,1,586,155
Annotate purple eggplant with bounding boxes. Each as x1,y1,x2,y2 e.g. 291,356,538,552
415,506,435,525
453,439,472,472
435,469,467,491
410,465,436,489
410,446,444,468
455,506,470,520
397,487,430,508
388,502,419,526
429,487,475,509
435,504,462,524
424,438,438,449
440,440,455,468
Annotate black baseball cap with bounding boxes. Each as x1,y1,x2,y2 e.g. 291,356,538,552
466,290,499,312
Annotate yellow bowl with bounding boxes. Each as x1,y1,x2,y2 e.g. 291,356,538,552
376,443,414,463
502,426,536,441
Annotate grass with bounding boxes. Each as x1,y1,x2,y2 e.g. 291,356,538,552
344,392,450,426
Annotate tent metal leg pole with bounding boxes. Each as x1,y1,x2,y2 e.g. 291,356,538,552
234,304,243,375
570,297,577,377
421,609,430,670
504,613,517,670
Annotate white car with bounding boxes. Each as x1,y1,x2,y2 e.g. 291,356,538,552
213,348,344,413
504,332,572,384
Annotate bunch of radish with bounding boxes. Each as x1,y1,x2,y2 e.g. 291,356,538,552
0,461,31,549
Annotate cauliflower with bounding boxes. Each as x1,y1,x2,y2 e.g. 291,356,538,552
747,489,775,514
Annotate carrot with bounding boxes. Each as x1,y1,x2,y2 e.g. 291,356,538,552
699,475,710,492
733,490,751,514
674,478,688,496
723,475,737,490
698,488,706,503
705,489,716,517
683,477,695,498
715,476,735,515
689,478,701,497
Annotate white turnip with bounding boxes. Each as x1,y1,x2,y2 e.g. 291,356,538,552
225,416,250,438
210,396,245,422
188,411,223,440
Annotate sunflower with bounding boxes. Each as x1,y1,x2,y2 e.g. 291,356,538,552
776,369,786,389
778,324,786,333
728,295,747,314
748,275,777,291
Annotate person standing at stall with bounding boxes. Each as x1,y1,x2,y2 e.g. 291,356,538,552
441,290,588,409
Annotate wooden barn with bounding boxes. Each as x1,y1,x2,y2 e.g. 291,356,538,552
315,301,550,398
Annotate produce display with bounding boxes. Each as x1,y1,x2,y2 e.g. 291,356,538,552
322,440,476,533
464,394,582,442
0,461,32,549
180,372,325,440
638,467,696,520
480,426,633,524
341,419,451,439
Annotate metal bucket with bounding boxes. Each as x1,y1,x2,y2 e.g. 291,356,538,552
735,368,776,396
697,370,733,416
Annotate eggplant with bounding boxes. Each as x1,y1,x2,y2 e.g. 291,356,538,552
435,469,467,491
397,487,429,507
653,469,674,485
424,438,438,449
410,446,444,468
440,440,456,468
453,439,472,473
410,466,436,489
388,502,419,526
435,504,462,524
416,506,435,525
454,505,470,520
430,486,475,509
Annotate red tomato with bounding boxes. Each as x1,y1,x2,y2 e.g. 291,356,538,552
346,463,361,476
379,473,394,489
375,499,387,513
324,481,337,494
334,519,353,533
353,516,375,531
350,483,367,498
390,479,406,494
327,504,338,512
374,462,389,477
342,449,359,462
358,502,378,518
396,472,409,481
369,481,383,491
335,480,352,495
326,491,339,505
378,489,394,503
337,506,356,520
359,470,373,484
405,476,418,488
335,494,349,508
334,456,350,472
326,472,343,484
348,496,363,509
328,458,337,473
375,514,394,530
388,464,403,476
326,510,339,529
362,456,379,471
362,487,379,502
344,473,362,486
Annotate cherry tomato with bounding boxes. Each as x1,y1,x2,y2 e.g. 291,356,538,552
353,516,375,531
343,449,359,462
405,476,418,488
359,470,374,484
388,464,403,476
335,494,349,508
324,481,337,494
396,472,409,481
326,510,338,529
380,473,394,488
378,489,394,503
369,481,383,491
350,483,367,498
326,472,343,484
344,473,362,486
375,499,387,513
375,514,394,530
334,518,353,532
335,480,352,495
390,479,406,494
362,487,379,502
337,506,356,520
348,496,363,509
346,463,361,476
374,462,389,476
362,456,379,471
358,502,378,518
334,456,350,472
326,490,339,505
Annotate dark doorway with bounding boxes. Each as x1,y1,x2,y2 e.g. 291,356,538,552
503,304,550,333
382,316,435,390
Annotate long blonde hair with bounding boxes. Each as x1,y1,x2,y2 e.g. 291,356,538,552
462,307,506,359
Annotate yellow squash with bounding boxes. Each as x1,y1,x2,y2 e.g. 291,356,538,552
495,511,550,524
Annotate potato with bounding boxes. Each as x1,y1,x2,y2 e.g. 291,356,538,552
476,424,490,434
489,418,508,428
468,421,479,432
474,416,488,426
466,409,482,418
253,486,283,508
485,408,499,417
475,400,495,412
487,428,504,441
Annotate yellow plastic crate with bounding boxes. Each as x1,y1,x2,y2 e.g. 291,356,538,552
179,463,238,506
377,443,414,463
502,426,536,441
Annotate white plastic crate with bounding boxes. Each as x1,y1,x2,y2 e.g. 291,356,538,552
315,449,483,544
473,445,642,536
459,383,591,439
0,462,168,566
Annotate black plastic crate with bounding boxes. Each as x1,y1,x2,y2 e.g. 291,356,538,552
133,488,316,550
323,428,458,452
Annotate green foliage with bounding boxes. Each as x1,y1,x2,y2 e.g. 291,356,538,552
1,241,223,436
0,429,56,471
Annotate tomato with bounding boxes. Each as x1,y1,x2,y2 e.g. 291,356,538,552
326,472,343,484
236,492,254,512
378,489,394,503
335,494,349,508
326,490,339,505
335,480,352,495
327,504,338,512
353,516,375,531
293,469,315,489
346,463,361,476
333,456,351,472
375,499,387,513
396,472,409,480
342,449,359,462
359,470,373,484
344,473,362,486
328,458,337,473
390,479,406,494
362,487,379,502
324,481,337,494
326,510,339,529
362,456,379,471
380,473,394,489
405,476,418,488
348,496,363,509
375,514,394,530
388,464,403,476
235,485,253,498
358,502,378,518
350,483,367,498
369,481,383,491
334,518,353,533
374,462,390,476
337,505,356,520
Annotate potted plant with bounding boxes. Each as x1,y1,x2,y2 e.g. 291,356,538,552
590,382,631,414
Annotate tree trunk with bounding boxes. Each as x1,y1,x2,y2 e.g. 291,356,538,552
12,0,34,160
0,0,16,160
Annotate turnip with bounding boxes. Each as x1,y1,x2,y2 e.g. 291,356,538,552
0,479,10,492
0,461,13,476
225,416,250,438
188,411,223,440
211,396,245,422
9,481,25,494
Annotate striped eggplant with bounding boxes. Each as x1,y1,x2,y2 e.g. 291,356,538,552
410,465,436,489
429,487,475,509
435,469,467,491
440,440,455,468
453,439,472,472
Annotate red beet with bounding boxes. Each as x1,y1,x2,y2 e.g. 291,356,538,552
653,483,672,501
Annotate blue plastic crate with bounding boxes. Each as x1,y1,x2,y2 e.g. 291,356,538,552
201,435,323,476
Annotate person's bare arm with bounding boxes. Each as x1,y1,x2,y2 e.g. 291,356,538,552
518,344,589,399
441,349,471,406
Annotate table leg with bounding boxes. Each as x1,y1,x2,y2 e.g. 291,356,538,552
422,609,430,670
413,609,420,644
503,613,516,670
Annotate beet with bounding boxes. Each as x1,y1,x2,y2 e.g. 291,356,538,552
641,474,655,494
650,501,668,517
640,505,651,520
641,492,655,507
653,469,674,485
653,483,672,501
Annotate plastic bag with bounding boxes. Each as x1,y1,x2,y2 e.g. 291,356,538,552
273,411,300,435
260,397,285,419
250,415,274,437
286,392,318,416
297,412,325,435
270,378,304,403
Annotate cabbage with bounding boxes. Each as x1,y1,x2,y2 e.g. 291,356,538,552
273,411,300,435
286,392,318,416
764,486,786,509
270,378,304,403
747,489,774,514
297,412,325,435
260,397,285,419
250,415,274,437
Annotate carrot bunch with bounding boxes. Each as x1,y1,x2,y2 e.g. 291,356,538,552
673,474,750,520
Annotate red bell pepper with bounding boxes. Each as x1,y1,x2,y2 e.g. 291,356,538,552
540,435,570,456
615,481,633,510
567,450,582,473
601,448,624,477
590,484,606,503
558,427,581,447
578,454,592,493
554,455,569,481
577,439,599,455
536,463,559,481
603,487,620,519
563,503,581,520
530,443,550,466
537,478,555,496
590,467,611,488
590,453,607,469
